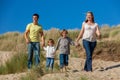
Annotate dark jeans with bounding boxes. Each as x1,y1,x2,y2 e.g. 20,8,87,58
83,39,96,71
27,42,40,69
59,54,69,68
46,58,54,70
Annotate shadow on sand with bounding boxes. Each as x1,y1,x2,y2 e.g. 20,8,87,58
99,64,120,71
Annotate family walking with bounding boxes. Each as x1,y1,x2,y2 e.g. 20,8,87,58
24,11,101,72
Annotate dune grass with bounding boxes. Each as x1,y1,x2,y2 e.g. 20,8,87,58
80,76,88,80
0,52,27,74
0,26,120,79
20,65,45,80
0,32,26,51
0,26,120,51
100,25,120,39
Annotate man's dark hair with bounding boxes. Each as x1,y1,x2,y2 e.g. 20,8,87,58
33,13,39,19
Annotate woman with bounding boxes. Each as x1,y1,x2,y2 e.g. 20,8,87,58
76,11,101,72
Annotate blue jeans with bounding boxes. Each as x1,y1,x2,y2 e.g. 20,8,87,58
83,40,96,71
59,54,69,68
46,58,54,70
27,42,40,69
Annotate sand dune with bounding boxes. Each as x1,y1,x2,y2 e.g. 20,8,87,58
0,51,120,80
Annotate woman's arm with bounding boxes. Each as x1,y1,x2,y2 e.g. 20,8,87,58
76,24,84,42
96,25,101,39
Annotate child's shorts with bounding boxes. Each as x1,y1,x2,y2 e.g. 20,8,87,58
59,54,69,68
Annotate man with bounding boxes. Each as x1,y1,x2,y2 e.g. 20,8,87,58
24,13,45,69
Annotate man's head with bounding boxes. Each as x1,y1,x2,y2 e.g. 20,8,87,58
32,13,39,22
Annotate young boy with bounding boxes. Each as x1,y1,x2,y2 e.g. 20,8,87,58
55,29,78,72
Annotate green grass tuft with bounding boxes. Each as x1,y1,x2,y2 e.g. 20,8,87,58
0,52,27,74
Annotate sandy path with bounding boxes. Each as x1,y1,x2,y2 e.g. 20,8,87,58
0,72,26,80
41,58,120,80
0,51,120,80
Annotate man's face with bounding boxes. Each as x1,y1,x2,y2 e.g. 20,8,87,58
33,16,38,22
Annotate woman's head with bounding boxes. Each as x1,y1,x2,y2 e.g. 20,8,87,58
48,39,54,46
60,29,68,37
85,11,94,23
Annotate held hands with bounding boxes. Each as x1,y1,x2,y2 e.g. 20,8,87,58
75,41,80,48
75,38,80,47
41,41,45,47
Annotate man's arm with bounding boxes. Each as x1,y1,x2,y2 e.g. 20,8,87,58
40,31,45,47
24,30,30,44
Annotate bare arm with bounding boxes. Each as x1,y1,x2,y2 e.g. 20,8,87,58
55,38,60,51
43,46,47,51
40,31,45,47
76,24,84,42
24,30,30,44
96,25,101,39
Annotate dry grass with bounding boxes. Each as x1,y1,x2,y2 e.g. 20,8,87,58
0,27,120,61
100,25,111,38
0,32,26,52
44,28,60,42
101,25,120,40
0,26,120,79
94,40,120,61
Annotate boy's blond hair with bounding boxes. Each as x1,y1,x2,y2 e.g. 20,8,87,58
60,29,68,36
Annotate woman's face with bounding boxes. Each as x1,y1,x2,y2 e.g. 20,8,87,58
86,13,93,21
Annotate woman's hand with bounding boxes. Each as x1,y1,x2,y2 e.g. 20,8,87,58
75,42,80,47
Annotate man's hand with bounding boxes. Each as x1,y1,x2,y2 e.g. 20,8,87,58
42,41,45,47
26,39,30,44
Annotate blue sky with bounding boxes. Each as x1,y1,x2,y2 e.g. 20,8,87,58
0,0,120,34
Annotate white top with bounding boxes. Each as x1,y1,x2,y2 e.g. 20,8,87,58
82,22,98,42
43,46,55,58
